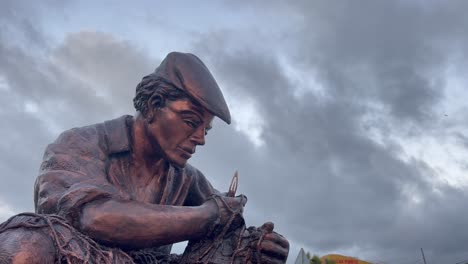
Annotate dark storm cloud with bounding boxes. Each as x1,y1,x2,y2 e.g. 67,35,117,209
53,31,154,113
0,0,59,212
290,1,468,126
192,1,468,262
0,0,156,215
1,0,468,263
0,0,47,50
233,0,468,126
193,42,431,261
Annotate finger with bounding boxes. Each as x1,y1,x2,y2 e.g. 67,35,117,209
261,253,286,264
261,222,274,233
263,232,290,249
223,195,247,211
259,240,289,259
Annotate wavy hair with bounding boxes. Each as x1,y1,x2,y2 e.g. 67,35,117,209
133,76,190,116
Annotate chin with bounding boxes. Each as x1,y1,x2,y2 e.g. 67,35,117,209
169,157,189,168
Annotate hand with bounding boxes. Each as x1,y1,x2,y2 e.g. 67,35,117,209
204,193,247,237
217,192,247,224
257,222,289,264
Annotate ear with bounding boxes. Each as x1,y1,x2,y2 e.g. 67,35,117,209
145,94,164,123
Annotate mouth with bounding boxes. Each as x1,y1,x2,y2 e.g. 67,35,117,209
177,147,194,159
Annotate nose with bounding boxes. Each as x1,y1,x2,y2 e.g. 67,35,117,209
190,126,206,146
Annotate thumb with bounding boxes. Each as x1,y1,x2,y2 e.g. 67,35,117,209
261,222,274,233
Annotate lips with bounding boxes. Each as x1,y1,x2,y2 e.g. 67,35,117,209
178,146,195,158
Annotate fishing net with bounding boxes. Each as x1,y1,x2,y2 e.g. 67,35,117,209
0,202,268,264
0,213,134,264
178,194,271,264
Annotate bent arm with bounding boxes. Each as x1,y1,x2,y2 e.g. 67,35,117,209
35,126,221,249
80,198,217,249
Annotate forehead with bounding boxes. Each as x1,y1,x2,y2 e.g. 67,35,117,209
167,99,214,121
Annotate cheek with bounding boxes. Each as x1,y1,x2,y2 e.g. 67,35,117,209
157,120,190,148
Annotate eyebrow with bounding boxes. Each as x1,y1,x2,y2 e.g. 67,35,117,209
179,109,203,121
180,102,207,119
189,104,206,118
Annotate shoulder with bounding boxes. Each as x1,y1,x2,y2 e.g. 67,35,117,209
54,121,104,147
49,115,132,156
40,120,109,173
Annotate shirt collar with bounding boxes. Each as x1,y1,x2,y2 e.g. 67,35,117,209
104,115,133,154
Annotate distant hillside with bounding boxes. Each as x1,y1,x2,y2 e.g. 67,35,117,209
321,254,372,264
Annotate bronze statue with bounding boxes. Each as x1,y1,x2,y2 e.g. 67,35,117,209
0,52,289,264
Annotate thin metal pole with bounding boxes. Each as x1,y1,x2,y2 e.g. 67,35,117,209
420,248,427,264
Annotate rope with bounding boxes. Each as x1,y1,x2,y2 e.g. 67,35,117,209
0,213,134,264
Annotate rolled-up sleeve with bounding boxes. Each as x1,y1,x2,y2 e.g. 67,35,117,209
34,126,120,228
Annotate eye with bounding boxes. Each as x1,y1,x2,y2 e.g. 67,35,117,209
184,120,198,129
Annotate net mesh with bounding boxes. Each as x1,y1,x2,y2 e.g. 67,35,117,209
0,213,134,264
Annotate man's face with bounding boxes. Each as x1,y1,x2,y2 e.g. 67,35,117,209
146,99,214,168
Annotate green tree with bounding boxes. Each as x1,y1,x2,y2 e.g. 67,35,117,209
310,255,322,264
324,259,336,264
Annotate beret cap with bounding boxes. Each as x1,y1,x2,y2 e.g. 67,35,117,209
145,52,231,124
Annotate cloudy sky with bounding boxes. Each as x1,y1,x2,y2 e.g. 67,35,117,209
1,0,468,263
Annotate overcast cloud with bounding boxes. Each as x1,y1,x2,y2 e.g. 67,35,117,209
1,1,468,263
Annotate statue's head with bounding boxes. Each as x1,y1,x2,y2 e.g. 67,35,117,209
133,52,230,167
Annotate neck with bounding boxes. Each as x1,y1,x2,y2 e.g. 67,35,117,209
131,113,168,176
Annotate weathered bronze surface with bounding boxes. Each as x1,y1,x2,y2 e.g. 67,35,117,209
0,52,289,264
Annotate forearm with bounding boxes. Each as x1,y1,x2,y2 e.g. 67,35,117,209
80,199,216,249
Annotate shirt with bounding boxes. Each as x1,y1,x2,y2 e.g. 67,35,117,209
33,115,217,253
